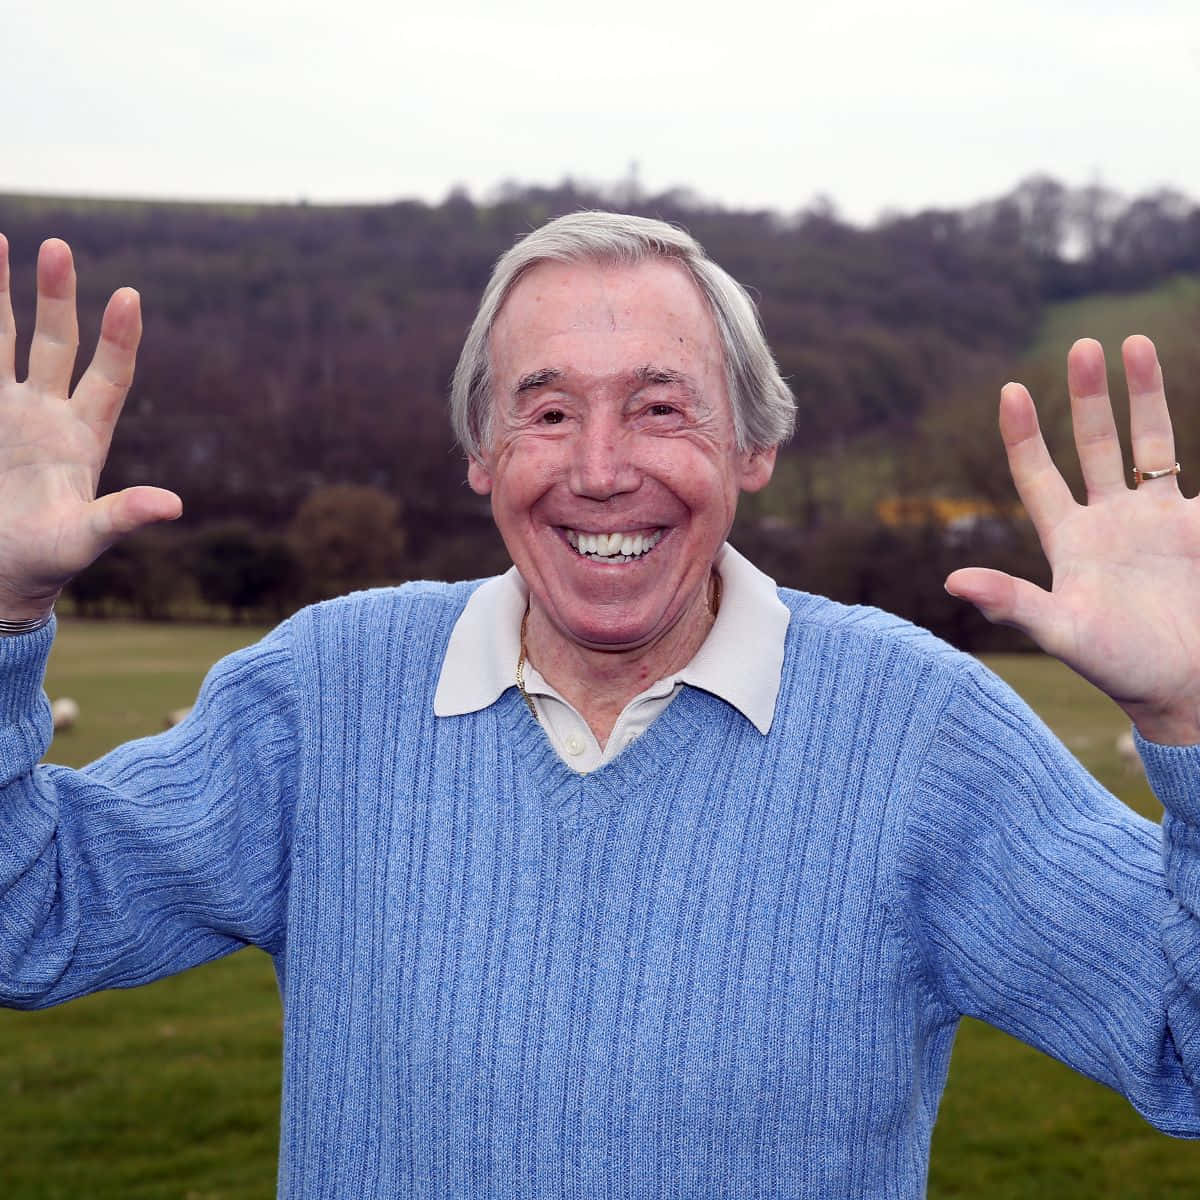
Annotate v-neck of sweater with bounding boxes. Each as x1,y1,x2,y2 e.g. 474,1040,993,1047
494,683,725,829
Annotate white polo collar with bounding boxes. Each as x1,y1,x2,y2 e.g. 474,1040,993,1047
433,543,790,734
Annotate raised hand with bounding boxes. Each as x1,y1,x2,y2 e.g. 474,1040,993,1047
946,336,1200,745
0,236,181,623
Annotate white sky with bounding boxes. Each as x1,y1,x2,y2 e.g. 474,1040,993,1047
4,0,1198,225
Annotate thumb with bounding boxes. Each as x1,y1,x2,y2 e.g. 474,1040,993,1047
945,567,1056,643
89,486,183,544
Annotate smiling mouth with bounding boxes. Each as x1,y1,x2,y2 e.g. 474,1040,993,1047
564,528,664,563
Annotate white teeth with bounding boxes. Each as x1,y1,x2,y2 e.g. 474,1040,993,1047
566,529,663,561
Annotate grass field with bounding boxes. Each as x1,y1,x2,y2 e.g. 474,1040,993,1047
2,620,1199,1197
1030,276,1200,365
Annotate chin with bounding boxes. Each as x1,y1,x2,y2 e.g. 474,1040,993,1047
559,623,655,653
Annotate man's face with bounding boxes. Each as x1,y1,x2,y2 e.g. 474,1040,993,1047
468,258,775,658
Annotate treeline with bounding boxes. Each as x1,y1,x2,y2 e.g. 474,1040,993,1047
1,176,1197,646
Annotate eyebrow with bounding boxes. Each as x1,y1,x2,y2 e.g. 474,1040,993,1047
633,365,698,396
511,364,702,401
514,367,563,396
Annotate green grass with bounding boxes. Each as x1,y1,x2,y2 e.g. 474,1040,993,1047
2,622,1199,1196
1,621,277,1200
1031,277,1200,363
37,621,272,767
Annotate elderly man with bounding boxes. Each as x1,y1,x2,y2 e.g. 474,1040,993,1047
2,213,1199,1198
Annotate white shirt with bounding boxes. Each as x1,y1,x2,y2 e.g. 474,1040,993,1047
433,543,791,773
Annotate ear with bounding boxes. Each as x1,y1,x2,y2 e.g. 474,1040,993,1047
467,456,494,496
738,445,777,494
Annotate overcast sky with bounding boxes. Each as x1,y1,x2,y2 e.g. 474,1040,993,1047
5,0,1198,225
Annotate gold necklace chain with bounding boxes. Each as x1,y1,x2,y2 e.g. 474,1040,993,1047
515,605,538,719
515,570,723,722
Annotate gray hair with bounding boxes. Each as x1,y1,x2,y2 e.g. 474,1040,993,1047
450,211,796,457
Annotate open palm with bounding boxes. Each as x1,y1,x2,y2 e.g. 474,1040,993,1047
0,236,180,621
947,336,1200,745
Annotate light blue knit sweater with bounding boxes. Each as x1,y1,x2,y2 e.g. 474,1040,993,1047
3,581,1200,1198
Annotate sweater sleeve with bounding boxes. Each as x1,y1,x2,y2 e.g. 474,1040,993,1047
898,658,1200,1135
0,618,300,1010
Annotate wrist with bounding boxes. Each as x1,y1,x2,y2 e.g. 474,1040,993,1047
0,578,62,627
0,608,54,637
1124,700,1200,748
0,586,60,635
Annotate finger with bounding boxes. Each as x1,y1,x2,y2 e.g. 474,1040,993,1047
1123,334,1178,493
27,238,79,396
88,486,183,545
945,566,1064,650
71,287,141,435
0,234,15,385
998,382,1075,542
1066,338,1125,500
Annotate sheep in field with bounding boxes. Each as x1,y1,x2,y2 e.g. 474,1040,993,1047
50,697,79,732
165,707,192,729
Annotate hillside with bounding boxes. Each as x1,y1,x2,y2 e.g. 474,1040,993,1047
1,178,1196,646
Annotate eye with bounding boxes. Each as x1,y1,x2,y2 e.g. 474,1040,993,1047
540,409,566,425
648,403,677,418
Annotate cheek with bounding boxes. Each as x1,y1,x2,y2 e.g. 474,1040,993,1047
520,436,574,474
654,446,743,504
490,444,563,506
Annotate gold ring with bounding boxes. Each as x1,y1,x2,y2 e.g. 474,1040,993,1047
1132,462,1181,485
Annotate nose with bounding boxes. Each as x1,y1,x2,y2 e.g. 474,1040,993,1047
568,416,641,500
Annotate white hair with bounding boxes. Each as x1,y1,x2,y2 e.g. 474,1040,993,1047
450,211,796,457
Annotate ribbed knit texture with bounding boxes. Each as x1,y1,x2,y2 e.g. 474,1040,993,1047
3,583,1200,1198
